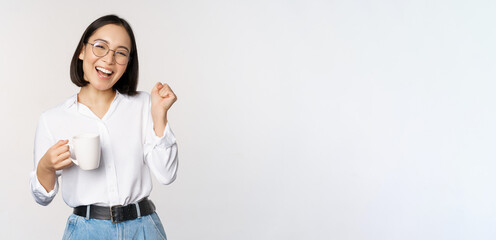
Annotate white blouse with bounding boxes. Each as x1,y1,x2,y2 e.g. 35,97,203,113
29,91,178,207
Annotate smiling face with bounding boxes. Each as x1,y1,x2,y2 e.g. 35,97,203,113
79,24,131,92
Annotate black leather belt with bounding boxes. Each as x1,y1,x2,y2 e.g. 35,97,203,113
73,198,156,223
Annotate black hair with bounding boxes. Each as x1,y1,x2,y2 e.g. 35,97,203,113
70,15,139,96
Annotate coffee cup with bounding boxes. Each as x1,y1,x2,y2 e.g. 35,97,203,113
69,133,101,170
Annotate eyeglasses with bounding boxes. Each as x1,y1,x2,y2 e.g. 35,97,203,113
86,41,130,65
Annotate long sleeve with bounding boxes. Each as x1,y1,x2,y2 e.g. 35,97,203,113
143,102,179,185
30,114,60,206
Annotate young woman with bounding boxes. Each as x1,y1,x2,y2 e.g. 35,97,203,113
29,15,178,239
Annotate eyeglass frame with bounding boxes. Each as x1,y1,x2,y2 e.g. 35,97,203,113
85,41,131,65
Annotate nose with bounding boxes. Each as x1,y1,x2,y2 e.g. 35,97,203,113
102,50,116,64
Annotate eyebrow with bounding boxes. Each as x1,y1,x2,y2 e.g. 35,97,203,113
93,38,130,52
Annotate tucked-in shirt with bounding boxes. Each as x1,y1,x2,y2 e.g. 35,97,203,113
29,91,178,207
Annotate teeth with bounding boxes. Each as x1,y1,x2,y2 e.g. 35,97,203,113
96,67,113,74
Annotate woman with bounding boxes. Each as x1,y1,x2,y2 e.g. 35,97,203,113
29,15,178,239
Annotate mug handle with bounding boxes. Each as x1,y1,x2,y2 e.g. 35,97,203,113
68,143,79,166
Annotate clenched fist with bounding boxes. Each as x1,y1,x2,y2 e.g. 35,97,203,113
150,82,177,137
151,82,177,117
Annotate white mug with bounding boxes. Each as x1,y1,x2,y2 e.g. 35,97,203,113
69,133,101,170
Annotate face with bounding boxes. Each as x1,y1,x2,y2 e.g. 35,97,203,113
79,24,131,92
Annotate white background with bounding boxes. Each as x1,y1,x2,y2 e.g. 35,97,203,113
1,0,495,239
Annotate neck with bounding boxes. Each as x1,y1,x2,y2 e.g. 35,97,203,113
78,86,116,107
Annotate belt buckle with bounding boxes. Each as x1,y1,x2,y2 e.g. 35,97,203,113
110,205,123,223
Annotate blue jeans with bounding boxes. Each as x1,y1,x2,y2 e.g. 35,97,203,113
62,213,167,240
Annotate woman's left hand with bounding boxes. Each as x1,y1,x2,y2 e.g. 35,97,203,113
151,82,177,119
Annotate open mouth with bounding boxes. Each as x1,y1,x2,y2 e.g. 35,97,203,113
95,66,114,79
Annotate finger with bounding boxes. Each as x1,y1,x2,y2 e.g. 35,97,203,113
159,88,169,97
155,82,164,90
52,140,68,149
53,144,70,156
161,83,172,92
152,82,163,94
55,151,71,162
54,152,73,168
165,85,176,97
161,89,176,100
54,158,74,170
159,85,173,97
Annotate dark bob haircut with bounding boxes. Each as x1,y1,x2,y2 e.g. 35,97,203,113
70,15,139,96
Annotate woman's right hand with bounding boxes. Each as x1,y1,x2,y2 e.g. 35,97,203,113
36,140,73,192
38,140,74,172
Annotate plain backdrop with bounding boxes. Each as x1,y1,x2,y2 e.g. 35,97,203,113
1,0,495,239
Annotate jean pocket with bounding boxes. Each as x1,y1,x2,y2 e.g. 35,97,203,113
145,213,167,240
62,214,79,240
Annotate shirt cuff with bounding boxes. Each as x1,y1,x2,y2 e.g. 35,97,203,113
150,123,177,149
30,171,58,206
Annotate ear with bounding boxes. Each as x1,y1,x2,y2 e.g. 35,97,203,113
78,45,85,60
